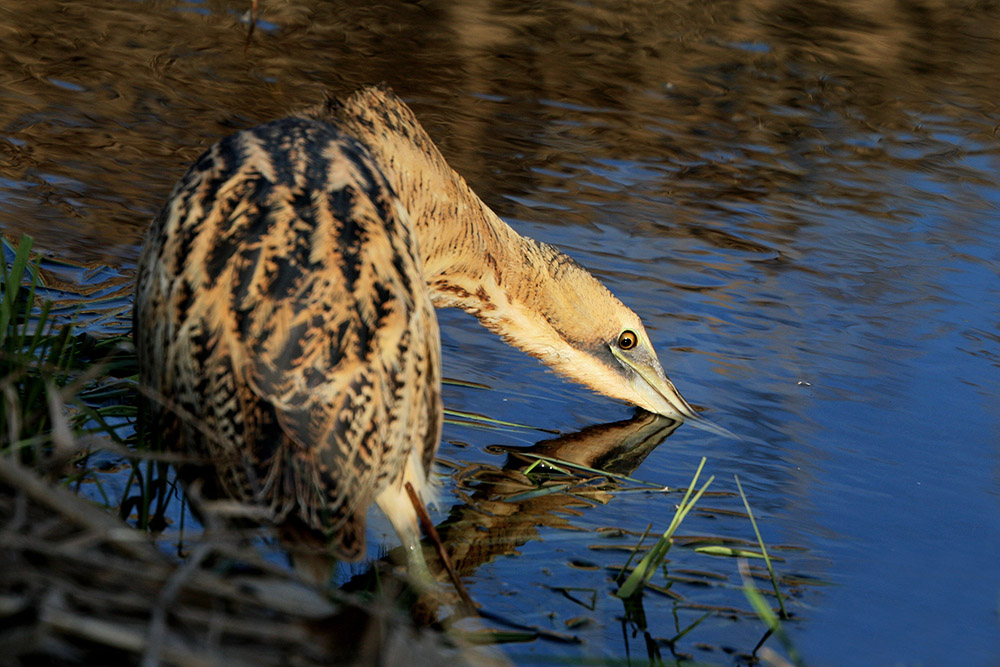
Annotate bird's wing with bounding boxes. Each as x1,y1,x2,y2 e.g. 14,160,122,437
219,138,432,557
147,117,440,560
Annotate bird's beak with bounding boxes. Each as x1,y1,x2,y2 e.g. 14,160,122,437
612,347,698,422
611,347,738,439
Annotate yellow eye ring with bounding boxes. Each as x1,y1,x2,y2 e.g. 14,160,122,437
618,330,638,350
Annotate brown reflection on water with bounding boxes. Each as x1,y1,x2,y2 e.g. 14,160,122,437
439,411,680,577
1,0,997,262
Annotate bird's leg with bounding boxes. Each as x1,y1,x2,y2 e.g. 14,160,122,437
374,482,437,592
401,527,435,591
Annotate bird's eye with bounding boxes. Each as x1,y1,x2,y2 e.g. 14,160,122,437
618,330,638,350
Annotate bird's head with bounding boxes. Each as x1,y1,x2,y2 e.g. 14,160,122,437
603,324,698,422
541,297,698,424
539,290,734,438
466,238,733,435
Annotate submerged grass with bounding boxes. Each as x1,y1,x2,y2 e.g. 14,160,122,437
444,406,558,434
513,451,671,491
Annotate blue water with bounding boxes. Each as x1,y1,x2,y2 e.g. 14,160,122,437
433,94,1000,663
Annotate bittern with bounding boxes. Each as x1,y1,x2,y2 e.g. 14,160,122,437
134,85,712,574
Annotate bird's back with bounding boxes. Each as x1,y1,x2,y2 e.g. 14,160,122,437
134,117,441,559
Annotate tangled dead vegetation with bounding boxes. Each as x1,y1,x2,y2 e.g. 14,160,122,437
0,456,493,667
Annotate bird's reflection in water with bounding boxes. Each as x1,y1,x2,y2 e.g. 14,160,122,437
436,410,680,578
430,413,784,664
337,410,676,589
333,408,680,645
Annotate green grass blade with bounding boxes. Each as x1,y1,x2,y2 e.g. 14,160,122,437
0,234,34,346
13,259,42,354
25,300,53,359
616,458,714,598
739,558,805,666
615,522,652,585
694,545,767,558
441,377,492,390
668,610,712,644
735,474,787,618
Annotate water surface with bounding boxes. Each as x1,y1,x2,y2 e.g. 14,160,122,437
2,1,998,664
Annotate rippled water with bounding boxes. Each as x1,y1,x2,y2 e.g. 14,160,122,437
2,0,999,664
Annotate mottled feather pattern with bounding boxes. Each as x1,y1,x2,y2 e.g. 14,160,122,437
136,117,440,559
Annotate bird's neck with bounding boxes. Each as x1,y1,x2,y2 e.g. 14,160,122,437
408,173,566,352
304,87,611,371
377,153,594,372
404,170,623,398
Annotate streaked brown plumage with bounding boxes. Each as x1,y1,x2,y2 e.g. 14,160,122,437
135,84,707,571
